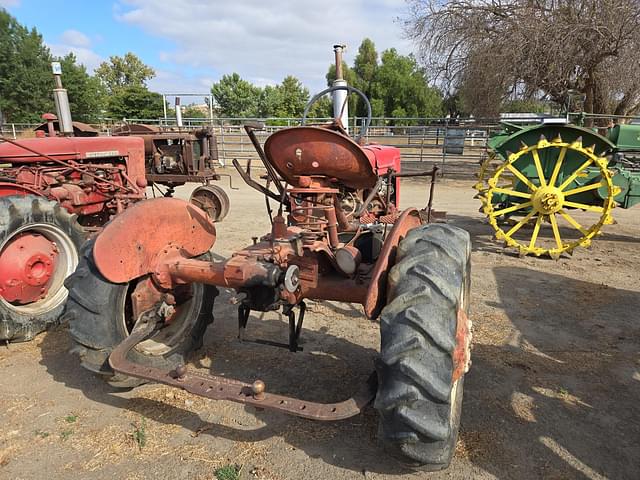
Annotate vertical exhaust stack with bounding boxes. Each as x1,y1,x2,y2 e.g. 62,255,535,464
51,62,74,136
175,97,183,127
332,44,348,133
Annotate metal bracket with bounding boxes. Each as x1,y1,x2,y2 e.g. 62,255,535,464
237,302,306,352
108,310,377,421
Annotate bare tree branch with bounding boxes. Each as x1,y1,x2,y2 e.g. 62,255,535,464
404,0,640,116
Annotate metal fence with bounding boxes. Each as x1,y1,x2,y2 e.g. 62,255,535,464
1,116,502,178
8,112,637,178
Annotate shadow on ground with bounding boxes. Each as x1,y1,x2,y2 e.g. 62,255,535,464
37,260,640,478
460,266,640,479
39,289,415,476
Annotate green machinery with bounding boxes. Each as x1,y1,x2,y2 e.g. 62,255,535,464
475,122,640,258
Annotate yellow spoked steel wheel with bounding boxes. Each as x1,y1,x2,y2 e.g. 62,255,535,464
481,137,616,259
474,151,517,207
473,150,501,197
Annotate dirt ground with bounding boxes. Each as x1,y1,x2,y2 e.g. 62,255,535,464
1,170,639,480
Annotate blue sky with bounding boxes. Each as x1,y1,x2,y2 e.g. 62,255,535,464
1,0,414,103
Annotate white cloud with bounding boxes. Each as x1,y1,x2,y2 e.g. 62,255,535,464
48,43,103,72
147,69,212,95
60,29,92,48
48,29,102,72
116,0,414,93
0,0,20,7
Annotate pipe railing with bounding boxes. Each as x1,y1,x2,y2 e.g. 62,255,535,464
4,112,639,178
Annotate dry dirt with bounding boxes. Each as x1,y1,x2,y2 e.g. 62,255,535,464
1,170,639,480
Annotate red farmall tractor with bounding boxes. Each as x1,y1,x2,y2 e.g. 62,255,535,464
0,100,228,343
0,130,229,343
0,132,147,342
64,77,472,468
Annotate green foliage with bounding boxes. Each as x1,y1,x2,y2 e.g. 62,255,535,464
211,73,261,117
274,76,309,118
0,9,54,122
131,418,147,451
107,85,164,119
354,39,378,85
306,95,332,119
214,464,241,480
324,39,444,121
353,38,379,117
95,53,155,94
182,105,207,118
257,85,282,118
212,73,310,119
64,414,78,423
0,9,110,122
57,53,105,121
373,48,443,120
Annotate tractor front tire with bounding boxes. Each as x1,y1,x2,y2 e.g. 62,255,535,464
0,195,86,342
375,224,471,470
64,240,216,388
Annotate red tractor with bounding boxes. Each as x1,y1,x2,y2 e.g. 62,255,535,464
0,121,229,343
64,84,472,470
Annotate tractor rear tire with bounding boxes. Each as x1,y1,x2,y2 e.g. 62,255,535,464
63,240,216,388
0,195,86,342
375,223,471,470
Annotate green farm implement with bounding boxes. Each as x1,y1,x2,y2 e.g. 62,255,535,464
475,122,640,258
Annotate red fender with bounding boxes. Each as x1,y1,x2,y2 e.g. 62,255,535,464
93,197,216,283
364,208,423,319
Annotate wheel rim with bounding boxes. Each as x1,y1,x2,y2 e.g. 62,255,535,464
481,136,616,258
189,186,228,222
0,223,78,315
118,282,203,356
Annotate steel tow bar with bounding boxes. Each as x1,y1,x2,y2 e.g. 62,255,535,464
108,311,377,421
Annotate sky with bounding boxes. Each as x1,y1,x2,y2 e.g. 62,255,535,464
1,0,416,103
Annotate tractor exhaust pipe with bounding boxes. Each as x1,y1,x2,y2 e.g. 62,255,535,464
51,62,74,136
175,97,183,127
332,44,348,133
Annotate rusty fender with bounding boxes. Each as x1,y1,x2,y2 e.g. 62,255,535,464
364,208,422,319
93,197,216,284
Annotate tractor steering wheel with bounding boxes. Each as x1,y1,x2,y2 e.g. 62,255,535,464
302,85,372,144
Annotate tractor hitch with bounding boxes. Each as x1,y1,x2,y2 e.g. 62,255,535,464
109,306,376,421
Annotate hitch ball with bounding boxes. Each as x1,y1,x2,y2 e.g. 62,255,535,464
251,380,266,400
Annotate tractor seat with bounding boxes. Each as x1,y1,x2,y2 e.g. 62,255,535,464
263,126,379,189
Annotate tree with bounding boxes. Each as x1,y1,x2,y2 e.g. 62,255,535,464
404,0,640,116
106,85,164,119
274,76,309,118
306,95,333,119
372,49,443,119
211,73,260,117
57,53,105,121
182,105,207,118
0,9,53,122
324,40,443,120
257,85,282,117
353,38,379,116
95,53,155,94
